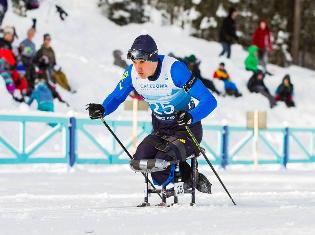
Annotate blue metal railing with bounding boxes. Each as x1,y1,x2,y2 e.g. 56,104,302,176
0,113,315,167
0,114,69,164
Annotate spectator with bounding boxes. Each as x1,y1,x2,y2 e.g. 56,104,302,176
11,0,26,17
34,33,56,83
0,47,16,70
36,70,69,106
51,67,76,93
213,62,242,97
245,45,259,72
27,78,54,112
0,0,8,26
113,49,128,69
0,58,25,102
11,69,29,97
0,57,12,92
247,70,276,108
0,25,14,50
275,74,295,108
0,68,15,95
19,19,37,89
24,0,40,10
185,54,221,96
252,19,272,74
218,7,239,59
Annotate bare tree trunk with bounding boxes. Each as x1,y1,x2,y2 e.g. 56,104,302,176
292,0,302,65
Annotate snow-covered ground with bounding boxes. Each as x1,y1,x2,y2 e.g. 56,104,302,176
0,164,315,235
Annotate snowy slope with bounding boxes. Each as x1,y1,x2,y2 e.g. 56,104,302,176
1,0,315,128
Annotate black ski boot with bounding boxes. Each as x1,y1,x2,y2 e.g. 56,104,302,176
196,173,212,194
183,173,212,194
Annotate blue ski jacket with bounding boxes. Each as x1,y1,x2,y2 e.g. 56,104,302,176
102,55,217,124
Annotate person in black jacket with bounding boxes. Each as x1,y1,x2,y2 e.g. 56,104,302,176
34,33,56,83
275,74,295,108
247,70,276,108
219,7,239,59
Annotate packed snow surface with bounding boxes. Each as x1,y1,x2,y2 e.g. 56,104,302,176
0,164,315,235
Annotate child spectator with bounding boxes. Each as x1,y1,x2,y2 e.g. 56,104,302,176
1,69,15,94
0,58,15,95
247,70,276,108
213,62,242,97
275,74,295,108
0,47,16,69
10,69,29,96
245,45,259,72
0,69,24,102
27,78,54,112
36,70,69,107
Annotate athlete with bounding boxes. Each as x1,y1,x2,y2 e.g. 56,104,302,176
87,35,217,193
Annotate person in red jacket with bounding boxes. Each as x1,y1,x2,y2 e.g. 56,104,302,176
0,47,16,68
252,19,272,74
10,70,29,97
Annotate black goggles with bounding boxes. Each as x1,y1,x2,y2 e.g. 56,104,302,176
127,49,158,61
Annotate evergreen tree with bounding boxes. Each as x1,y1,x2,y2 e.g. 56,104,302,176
98,0,315,69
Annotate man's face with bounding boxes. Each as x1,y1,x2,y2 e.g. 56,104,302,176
27,29,35,40
257,73,263,80
132,59,158,79
44,37,51,48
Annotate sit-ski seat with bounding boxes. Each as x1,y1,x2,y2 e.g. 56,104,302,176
130,153,199,207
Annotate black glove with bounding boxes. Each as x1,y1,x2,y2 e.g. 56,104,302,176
176,111,192,126
86,103,105,119
32,18,37,29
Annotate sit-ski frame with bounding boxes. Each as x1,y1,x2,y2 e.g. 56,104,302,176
139,155,198,207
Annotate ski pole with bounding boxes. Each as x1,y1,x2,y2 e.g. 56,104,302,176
100,117,162,200
185,126,237,206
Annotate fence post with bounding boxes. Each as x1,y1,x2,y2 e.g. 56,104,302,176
221,125,229,168
69,117,76,167
283,127,289,167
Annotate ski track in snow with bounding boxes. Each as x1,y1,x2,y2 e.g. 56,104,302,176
0,165,315,235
